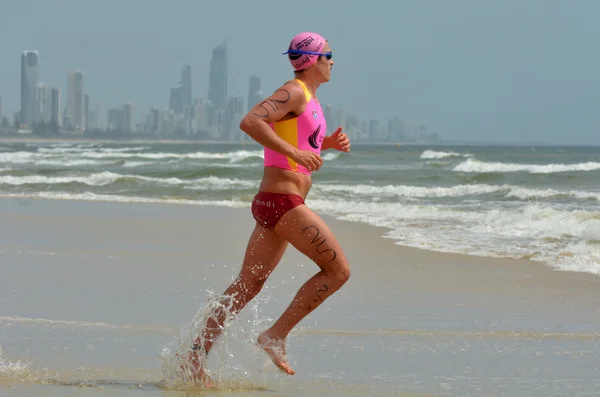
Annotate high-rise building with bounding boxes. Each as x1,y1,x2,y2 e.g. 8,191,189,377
33,83,51,124
107,108,121,130
94,102,106,131
334,108,346,130
168,64,193,116
122,103,135,132
208,41,228,111
324,104,334,133
247,76,262,112
169,85,183,114
192,100,208,137
84,94,90,131
226,96,244,140
67,69,85,133
50,87,61,129
20,50,39,127
181,64,192,109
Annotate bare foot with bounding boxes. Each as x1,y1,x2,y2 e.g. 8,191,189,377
178,350,217,389
257,332,296,375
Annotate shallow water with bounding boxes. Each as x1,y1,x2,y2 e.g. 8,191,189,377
1,198,600,396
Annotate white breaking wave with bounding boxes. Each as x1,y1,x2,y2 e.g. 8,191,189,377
0,191,250,208
453,158,600,173
76,149,263,162
313,183,600,201
37,146,150,153
0,149,264,165
0,172,120,186
122,161,154,167
0,152,38,164
34,159,113,167
1,190,598,275
307,199,600,275
420,150,473,159
0,172,259,189
322,152,341,161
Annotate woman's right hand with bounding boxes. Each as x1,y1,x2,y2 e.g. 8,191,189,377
291,149,323,172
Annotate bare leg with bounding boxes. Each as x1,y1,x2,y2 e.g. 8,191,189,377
185,223,288,386
257,205,351,375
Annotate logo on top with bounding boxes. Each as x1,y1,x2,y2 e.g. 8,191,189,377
308,124,323,149
288,36,314,60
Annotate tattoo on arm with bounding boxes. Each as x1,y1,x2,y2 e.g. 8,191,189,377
301,225,337,263
252,88,291,119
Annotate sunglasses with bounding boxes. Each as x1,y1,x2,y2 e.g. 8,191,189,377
282,50,333,60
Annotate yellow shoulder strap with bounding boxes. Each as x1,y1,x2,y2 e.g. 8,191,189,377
294,79,312,102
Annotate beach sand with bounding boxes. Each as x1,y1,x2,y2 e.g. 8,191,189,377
1,197,600,396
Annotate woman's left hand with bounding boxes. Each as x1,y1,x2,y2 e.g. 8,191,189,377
324,127,351,152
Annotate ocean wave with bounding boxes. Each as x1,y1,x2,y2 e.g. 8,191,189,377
0,191,249,208
313,183,600,201
307,199,600,275
37,146,151,153
1,190,598,275
420,150,473,159
322,152,341,161
122,161,154,167
34,159,114,167
0,149,264,164
0,172,258,189
0,152,38,164
76,149,264,162
453,158,600,173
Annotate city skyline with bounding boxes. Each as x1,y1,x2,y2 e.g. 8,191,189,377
2,42,441,143
2,0,600,145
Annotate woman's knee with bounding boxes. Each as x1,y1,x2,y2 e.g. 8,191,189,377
327,259,351,288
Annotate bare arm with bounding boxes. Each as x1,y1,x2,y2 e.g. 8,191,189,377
239,81,305,158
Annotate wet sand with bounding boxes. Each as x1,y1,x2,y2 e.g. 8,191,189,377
1,197,600,396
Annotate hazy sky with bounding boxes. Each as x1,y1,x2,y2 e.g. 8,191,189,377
1,0,599,144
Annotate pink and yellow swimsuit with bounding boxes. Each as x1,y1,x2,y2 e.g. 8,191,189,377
263,79,327,175
252,79,327,229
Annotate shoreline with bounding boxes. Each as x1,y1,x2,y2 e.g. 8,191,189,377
2,195,600,396
2,194,598,286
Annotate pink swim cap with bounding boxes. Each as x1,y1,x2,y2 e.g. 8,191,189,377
284,32,327,71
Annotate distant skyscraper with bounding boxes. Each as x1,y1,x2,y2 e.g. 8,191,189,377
50,87,61,128
0,96,3,122
208,41,228,111
122,103,135,132
335,108,346,130
247,76,262,112
169,85,183,114
20,50,39,127
84,94,90,131
95,101,106,131
324,104,334,133
33,83,51,124
168,65,192,115
67,70,85,132
226,96,244,140
192,100,208,136
181,64,192,109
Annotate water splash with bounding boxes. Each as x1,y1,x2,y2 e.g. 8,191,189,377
160,289,278,391
0,345,52,387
